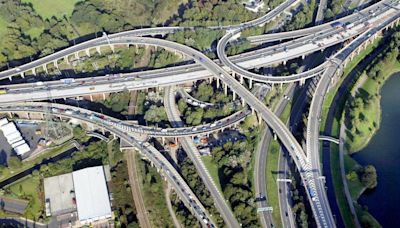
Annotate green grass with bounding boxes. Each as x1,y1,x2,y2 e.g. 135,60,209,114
136,155,173,227
346,61,400,153
320,38,382,131
0,17,7,38
201,156,222,193
265,139,282,228
21,0,81,20
344,155,365,200
6,175,43,220
263,101,292,228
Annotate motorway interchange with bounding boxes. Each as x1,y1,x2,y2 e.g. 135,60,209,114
0,0,399,227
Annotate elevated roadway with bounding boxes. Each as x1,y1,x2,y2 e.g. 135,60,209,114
247,0,391,44
306,8,400,227
0,103,216,227
217,0,399,84
0,102,248,138
163,86,241,228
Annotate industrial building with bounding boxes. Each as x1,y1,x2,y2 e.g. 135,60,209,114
44,166,112,226
0,117,30,156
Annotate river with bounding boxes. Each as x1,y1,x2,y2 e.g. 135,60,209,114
352,72,400,227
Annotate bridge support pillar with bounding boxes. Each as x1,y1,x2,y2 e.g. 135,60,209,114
96,46,102,55
240,75,244,84
249,79,253,89
43,64,48,74
273,132,277,141
301,55,305,60
175,137,178,144
251,107,255,115
161,137,165,145
209,77,212,84
32,68,36,76
85,49,91,57
75,52,80,60
283,60,286,65
20,72,24,78
110,44,115,53
101,127,105,135
53,60,58,69
65,56,69,65
216,78,220,88
8,76,12,81
300,78,305,86
258,114,262,125
224,83,228,96
90,95,94,102
102,93,106,100
232,72,236,79
233,91,236,100
241,98,245,107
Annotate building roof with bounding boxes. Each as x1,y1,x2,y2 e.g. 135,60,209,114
72,166,112,223
0,118,8,127
0,122,18,136
14,143,30,156
44,173,76,215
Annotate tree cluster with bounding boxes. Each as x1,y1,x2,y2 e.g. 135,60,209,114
211,139,258,226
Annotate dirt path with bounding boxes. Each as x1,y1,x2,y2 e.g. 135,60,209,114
125,150,152,228
165,184,183,228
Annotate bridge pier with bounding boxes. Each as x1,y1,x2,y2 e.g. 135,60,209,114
75,52,80,60
43,64,48,74
65,56,70,65
241,97,245,107
32,68,36,76
20,72,24,78
249,79,253,89
224,83,228,95
8,76,12,81
90,95,94,102
209,77,212,84
300,78,305,86
110,44,115,53
240,75,244,84
96,46,102,55
233,91,236,100
53,60,58,69
216,77,220,88
85,48,91,57
102,93,106,100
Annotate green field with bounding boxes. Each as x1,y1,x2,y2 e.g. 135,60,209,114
6,175,43,220
22,0,81,19
346,61,400,153
0,16,8,38
201,156,222,193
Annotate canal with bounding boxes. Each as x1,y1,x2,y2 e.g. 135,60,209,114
352,72,400,227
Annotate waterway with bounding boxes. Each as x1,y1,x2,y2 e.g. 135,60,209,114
352,72,400,227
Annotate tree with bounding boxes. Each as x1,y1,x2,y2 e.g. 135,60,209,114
360,165,378,189
144,105,167,123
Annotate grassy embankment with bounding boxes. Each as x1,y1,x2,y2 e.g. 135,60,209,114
135,154,174,227
264,100,292,228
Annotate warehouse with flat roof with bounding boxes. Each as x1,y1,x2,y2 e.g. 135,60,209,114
73,166,112,224
44,166,112,225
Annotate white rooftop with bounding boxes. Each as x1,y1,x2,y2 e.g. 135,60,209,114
72,166,112,223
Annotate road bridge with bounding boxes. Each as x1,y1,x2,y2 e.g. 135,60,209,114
0,103,216,228
319,135,340,144
0,102,248,138
306,9,400,227
164,86,241,228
